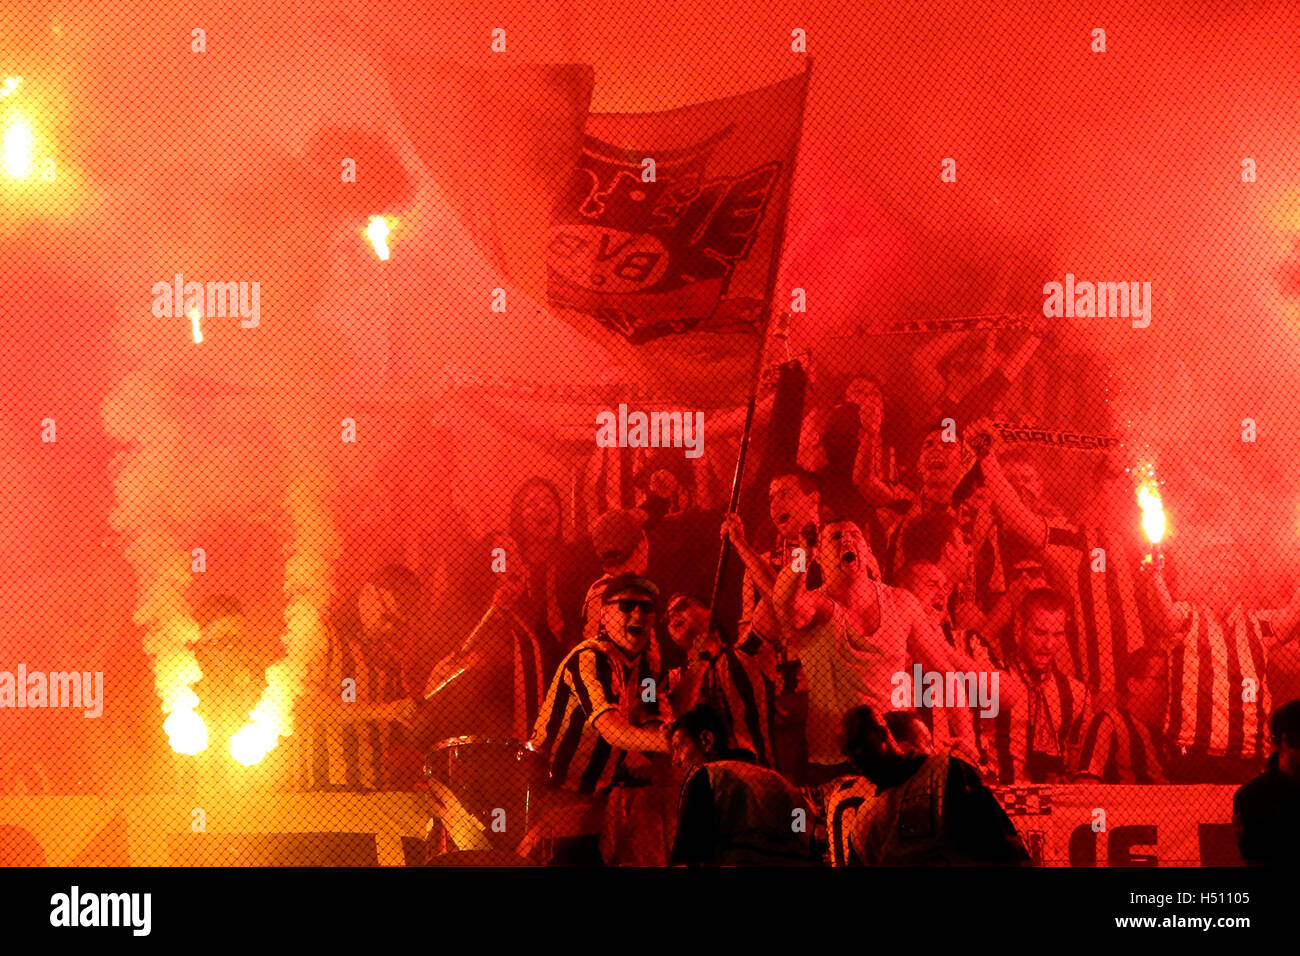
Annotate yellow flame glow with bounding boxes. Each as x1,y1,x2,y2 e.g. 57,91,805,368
366,216,391,260
187,304,203,344
227,463,338,766
1135,463,1166,545
229,721,277,766
0,77,21,97
3,116,35,178
164,707,209,756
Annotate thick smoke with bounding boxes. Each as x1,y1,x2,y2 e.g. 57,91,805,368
102,373,208,754
13,0,1300,768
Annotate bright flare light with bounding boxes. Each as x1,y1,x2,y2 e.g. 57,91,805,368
187,304,203,344
3,116,35,178
163,707,209,756
366,215,391,260
229,722,277,766
1135,462,1166,545
0,77,21,97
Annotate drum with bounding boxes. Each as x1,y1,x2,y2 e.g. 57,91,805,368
423,736,544,855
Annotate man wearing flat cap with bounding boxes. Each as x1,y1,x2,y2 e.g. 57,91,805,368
525,572,673,864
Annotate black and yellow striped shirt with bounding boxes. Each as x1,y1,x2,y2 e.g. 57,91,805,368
666,629,778,768
1040,522,1146,705
1075,708,1168,784
530,638,668,795
302,629,407,792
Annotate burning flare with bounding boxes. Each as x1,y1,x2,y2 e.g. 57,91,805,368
104,373,210,755
3,115,35,178
230,453,339,766
365,215,391,260
1135,461,1166,545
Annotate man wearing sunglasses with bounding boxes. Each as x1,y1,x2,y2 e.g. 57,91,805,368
526,573,672,864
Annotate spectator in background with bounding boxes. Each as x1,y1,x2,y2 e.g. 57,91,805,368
972,425,1146,710
299,566,423,792
1074,647,1170,784
984,552,1050,667
884,423,966,583
635,451,722,617
902,325,1044,469
505,477,597,654
668,704,814,866
1146,539,1300,784
842,705,1029,866
958,446,1060,613
580,510,652,648
424,532,555,743
773,519,978,783
734,469,824,645
998,447,1068,524
745,472,825,633
798,376,909,562
898,559,1005,778
898,509,975,628
993,588,1091,784
1233,699,1300,865
721,498,816,781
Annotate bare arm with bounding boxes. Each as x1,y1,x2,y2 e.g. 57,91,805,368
722,513,776,599
908,605,979,676
910,331,965,407
593,711,668,753
773,562,831,640
796,407,831,473
980,448,1048,549
1147,567,1189,646
981,589,1017,660
851,426,905,507
1000,332,1043,383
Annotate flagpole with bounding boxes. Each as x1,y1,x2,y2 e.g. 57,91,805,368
706,58,814,641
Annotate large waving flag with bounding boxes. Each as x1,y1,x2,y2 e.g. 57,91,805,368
547,69,811,409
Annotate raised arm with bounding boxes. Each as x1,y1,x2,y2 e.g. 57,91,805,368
910,331,965,408
851,423,908,508
796,406,831,473
722,513,776,599
1146,565,1190,646
978,444,1048,549
773,561,830,640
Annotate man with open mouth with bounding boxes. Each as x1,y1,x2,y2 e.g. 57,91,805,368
525,573,672,864
773,519,980,784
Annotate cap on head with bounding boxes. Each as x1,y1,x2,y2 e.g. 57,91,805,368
601,573,660,606
592,509,647,566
